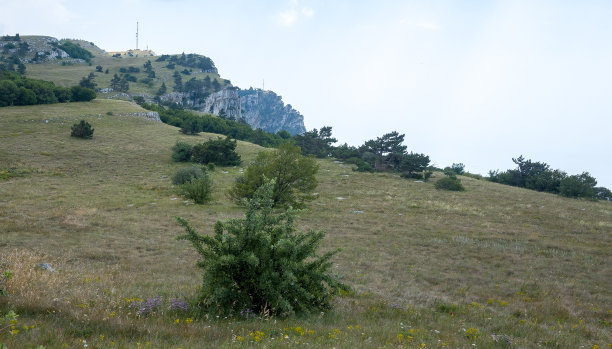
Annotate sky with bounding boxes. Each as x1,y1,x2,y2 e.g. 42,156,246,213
1,0,611,188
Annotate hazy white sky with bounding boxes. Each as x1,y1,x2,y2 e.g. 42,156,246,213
2,0,611,188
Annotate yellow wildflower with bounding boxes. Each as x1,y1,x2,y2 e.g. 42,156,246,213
175,318,180,324
185,318,193,324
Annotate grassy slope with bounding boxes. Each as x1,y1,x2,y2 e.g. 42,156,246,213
25,51,227,96
0,100,611,348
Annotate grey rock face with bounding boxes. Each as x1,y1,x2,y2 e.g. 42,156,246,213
165,87,306,135
239,88,306,135
202,89,242,120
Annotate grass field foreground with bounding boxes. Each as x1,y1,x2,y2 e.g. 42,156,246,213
1,100,611,348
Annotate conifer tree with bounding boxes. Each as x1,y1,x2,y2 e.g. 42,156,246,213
110,74,121,90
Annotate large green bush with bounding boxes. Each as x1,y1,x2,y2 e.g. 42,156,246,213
176,180,348,317
70,86,96,102
191,136,241,166
179,176,213,204
171,141,193,162
559,172,597,199
70,120,94,139
228,143,318,208
435,176,465,191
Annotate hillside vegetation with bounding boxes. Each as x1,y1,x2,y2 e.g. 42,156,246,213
23,46,228,98
1,100,610,348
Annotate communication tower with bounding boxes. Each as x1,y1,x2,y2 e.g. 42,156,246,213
136,22,139,49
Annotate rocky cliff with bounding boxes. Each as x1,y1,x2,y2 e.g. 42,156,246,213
239,88,306,135
202,88,242,120
162,87,306,135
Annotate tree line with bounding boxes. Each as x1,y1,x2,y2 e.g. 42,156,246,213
141,102,291,148
489,156,611,200
0,71,96,107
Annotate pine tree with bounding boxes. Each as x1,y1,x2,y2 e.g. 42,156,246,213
110,74,121,91
157,82,167,96
119,77,129,92
173,70,183,92
79,72,97,89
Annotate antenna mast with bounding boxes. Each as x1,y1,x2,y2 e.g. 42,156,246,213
136,22,139,49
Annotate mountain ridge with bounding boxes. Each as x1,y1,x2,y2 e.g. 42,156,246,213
1,34,306,135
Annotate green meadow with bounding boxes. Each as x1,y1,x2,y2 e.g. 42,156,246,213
1,100,610,348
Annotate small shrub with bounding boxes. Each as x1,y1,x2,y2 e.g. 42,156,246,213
463,172,483,180
106,111,113,116
353,159,375,172
400,172,424,180
171,141,193,162
435,176,465,191
179,176,213,204
443,168,458,179
133,96,145,105
176,180,348,316
70,120,94,139
171,166,205,185
0,269,13,296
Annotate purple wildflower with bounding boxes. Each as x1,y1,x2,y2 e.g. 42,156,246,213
239,308,253,320
130,296,163,317
170,297,190,313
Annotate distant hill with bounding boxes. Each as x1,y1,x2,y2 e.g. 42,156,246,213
0,34,306,135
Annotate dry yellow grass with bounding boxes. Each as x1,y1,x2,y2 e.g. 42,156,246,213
1,100,611,348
